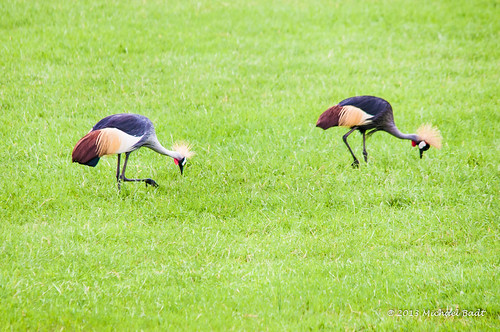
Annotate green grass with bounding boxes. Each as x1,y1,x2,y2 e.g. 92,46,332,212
1,0,498,330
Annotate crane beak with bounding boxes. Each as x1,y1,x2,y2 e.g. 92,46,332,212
419,149,424,159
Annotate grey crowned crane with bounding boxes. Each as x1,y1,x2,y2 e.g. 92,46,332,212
316,95,442,167
72,114,194,188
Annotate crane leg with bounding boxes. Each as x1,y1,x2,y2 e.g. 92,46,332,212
362,130,368,163
342,128,359,168
116,154,122,189
119,152,159,187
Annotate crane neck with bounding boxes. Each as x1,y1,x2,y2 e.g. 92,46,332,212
147,136,183,160
385,125,419,142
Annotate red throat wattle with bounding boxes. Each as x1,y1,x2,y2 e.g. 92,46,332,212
411,141,417,147
174,159,179,165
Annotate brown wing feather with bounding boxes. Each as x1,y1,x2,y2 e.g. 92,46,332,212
316,104,372,129
72,130,101,165
316,105,342,130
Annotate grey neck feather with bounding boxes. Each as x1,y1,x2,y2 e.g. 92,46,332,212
385,125,420,142
146,136,183,160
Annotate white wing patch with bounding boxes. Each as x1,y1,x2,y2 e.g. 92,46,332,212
118,130,143,153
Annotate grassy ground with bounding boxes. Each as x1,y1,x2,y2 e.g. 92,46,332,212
1,0,498,330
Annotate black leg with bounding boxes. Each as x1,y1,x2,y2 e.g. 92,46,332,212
342,128,359,167
116,154,122,189
362,130,368,163
119,152,158,187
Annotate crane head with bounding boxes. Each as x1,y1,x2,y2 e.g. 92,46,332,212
171,142,195,175
412,140,430,159
174,157,187,175
412,124,442,159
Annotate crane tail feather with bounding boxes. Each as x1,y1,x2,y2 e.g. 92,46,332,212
72,128,125,167
316,104,372,130
316,105,342,129
72,130,102,167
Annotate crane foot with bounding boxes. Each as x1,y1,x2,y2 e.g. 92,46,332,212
351,160,360,168
144,178,158,187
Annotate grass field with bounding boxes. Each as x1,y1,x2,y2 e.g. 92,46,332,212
1,0,498,330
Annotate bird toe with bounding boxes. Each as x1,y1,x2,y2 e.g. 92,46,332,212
145,179,158,187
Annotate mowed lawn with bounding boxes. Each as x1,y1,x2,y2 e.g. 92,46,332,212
0,0,498,330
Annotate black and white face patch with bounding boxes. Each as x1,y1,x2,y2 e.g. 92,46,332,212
418,141,427,149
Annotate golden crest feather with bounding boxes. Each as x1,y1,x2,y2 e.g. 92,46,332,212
172,141,195,159
417,124,442,149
